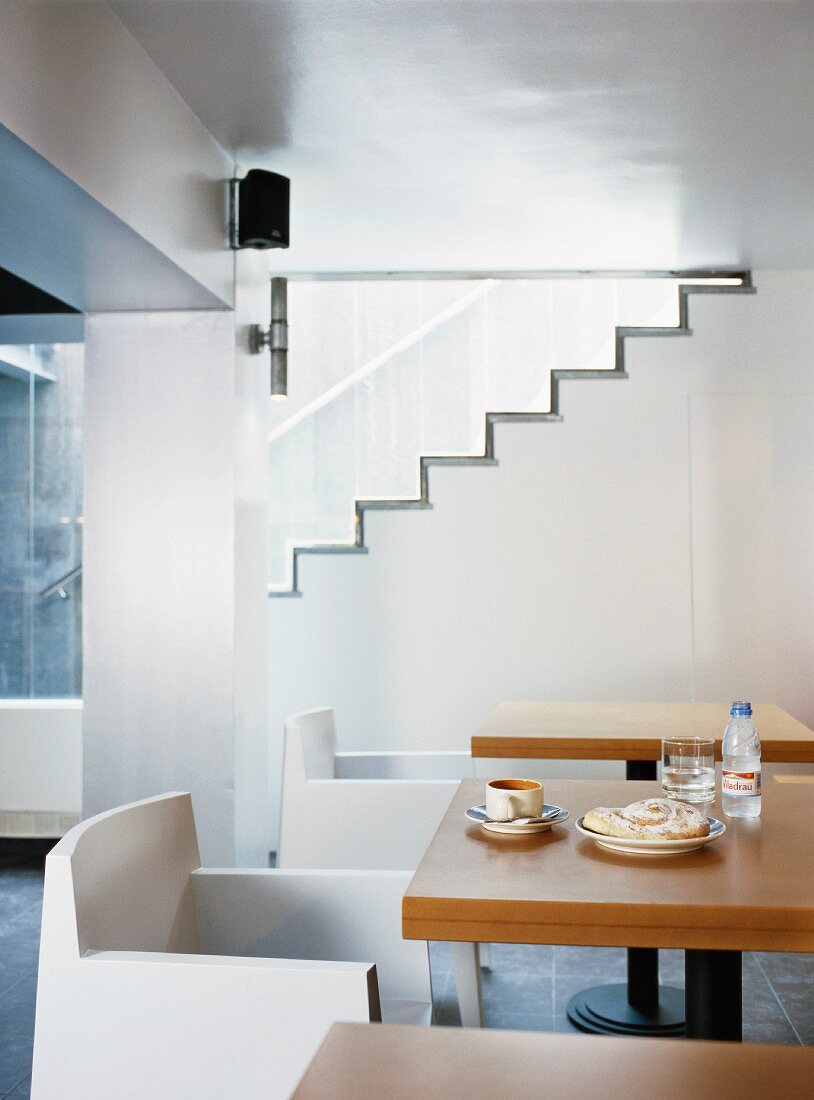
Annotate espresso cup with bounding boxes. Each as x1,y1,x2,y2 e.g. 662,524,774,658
485,779,544,822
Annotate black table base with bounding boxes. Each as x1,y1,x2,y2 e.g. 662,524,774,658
566,759,687,1037
566,946,685,1037
685,949,742,1041
566,984,685,1037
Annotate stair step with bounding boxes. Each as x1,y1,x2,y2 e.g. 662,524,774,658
553,369,629,381
358,499,432,511
421,455,498,467
617,326,691,338
295,543,368,555
488,412,563,424
680,284,755,295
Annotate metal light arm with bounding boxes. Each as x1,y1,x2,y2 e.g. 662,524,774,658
249,277,288,398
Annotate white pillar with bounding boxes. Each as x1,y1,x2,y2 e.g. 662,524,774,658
83,308,268,865
233,251,271,865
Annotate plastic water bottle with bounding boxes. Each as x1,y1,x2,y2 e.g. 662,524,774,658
721,701,762,818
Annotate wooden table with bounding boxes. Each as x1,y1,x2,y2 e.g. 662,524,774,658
472,701,814,764
403,778,814,1042
293,1022,814,1098
471,701,814,1035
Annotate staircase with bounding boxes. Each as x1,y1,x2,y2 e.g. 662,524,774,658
269,273,754,596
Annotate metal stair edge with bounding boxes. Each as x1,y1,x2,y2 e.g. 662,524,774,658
421,455,499,467
357,498,432,511
487,412,563,424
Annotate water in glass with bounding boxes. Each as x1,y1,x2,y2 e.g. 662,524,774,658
662,736,716,803
662,763,716,802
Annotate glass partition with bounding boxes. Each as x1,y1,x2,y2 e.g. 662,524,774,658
268,276,687,590
0,343,83,696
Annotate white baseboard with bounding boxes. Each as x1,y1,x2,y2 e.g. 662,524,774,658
0,809,81,838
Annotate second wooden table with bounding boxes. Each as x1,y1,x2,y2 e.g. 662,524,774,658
471,701,814,764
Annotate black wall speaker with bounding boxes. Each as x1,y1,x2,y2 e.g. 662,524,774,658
231,169,290,250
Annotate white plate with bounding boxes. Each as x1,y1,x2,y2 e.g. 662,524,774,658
575,815,726,856
465,804,569,834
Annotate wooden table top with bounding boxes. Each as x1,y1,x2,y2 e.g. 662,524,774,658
402,778,814,952
293,1023,814,1099
472,701,814,761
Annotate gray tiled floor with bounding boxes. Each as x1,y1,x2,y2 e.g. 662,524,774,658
428,941,813,1045
1,848,812,1100
0,844,47,1100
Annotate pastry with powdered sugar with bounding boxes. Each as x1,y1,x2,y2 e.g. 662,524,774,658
583,797,710,839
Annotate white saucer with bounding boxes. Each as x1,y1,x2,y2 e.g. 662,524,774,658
575,815,726,856
465,804,569,834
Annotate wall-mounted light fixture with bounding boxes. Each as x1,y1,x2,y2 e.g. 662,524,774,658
250,277,288,399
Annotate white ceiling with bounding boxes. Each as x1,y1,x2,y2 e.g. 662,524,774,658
111,1,814,272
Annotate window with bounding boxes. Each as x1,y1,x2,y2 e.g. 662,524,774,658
0,343,83,696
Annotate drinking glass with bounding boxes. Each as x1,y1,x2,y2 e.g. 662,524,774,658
661,737,715,803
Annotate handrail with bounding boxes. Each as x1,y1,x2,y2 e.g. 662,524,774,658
280,269,747,282
40,564,82,600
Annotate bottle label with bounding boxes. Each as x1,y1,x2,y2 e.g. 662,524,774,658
722,769,761,797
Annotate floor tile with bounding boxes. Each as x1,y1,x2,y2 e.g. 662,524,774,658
0,925,40,958
741,975,801,1045
549,1015,583,1034
482,1011,553,1033
483,943,553,976
0,871,44,893
769,983,814,1045
481,970,553,1018
755,952,814,985
742,963,773,1003
552,945,627,980
0,925,40,976
552,974,616,1029
0,978,37,1038
0,1036,33,1094
657,949,684,983
0,958,34,999
0,890,41,927
5,1072,31,1098
2,907,42,937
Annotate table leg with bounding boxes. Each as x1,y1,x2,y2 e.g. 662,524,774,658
451,941,484,1028
685,949,742,1041
626,760,656,781
628,947,658,1013
566,757,686,1036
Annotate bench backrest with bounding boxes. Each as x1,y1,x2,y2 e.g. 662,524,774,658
285,707,338,781
41,792,202,958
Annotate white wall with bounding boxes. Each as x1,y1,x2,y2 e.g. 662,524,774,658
0,1,232,307
0,6,275,861
83,309,269,866
0,701,82,834
267,272,814,844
